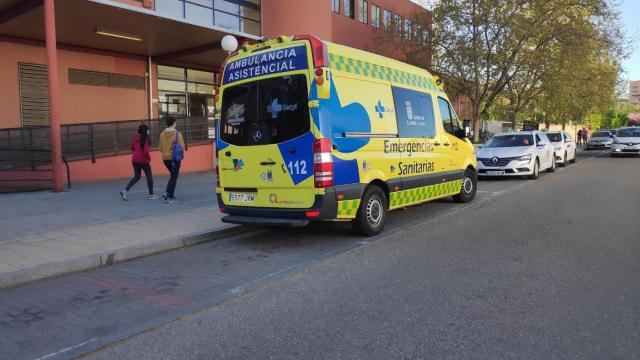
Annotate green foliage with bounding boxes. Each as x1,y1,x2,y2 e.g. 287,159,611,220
592,103,640,129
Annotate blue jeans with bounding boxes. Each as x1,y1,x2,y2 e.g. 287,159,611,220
163,160,181,198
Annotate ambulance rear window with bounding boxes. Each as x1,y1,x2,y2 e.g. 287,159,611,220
220,75,310,146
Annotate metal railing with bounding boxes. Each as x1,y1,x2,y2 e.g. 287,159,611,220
0,117,211,163
0,117,211,192
0,148,70,192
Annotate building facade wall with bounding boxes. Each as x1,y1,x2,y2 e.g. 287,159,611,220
0,40,148,128
70,143,213,182
630,80,640,106
262,0,430,54
331,0,429,52
261,0,333,40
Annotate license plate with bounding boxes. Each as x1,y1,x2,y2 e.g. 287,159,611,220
228,193,256,203
487,171,505,175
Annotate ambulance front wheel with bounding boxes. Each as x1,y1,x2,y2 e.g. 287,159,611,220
352,186,388,237
453,168,477,203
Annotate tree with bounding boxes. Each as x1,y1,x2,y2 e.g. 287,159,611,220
369,0,626,141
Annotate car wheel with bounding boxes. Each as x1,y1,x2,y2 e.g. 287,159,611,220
528,159,540,180
352,186,387,237
547,156,556,173
453,168,477,203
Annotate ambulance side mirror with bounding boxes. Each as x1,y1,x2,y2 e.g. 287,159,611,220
462,120,471,138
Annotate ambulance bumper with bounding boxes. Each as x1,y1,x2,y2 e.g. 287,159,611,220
221,215,309,227
217,188,340,226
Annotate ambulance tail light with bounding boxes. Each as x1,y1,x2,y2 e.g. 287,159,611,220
313,138,333,188
294,35,327,68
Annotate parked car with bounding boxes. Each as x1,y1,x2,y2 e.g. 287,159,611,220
477,131,556,180
611,127,640,157
546,131,577,166
586,131,614,150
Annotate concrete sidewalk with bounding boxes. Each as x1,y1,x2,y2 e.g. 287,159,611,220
0,171,239,289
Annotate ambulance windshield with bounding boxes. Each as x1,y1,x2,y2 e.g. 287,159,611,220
220,75,310,146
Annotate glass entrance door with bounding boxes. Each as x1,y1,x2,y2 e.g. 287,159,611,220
188,93,207,117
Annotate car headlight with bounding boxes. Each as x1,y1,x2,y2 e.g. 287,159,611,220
518,154,531,161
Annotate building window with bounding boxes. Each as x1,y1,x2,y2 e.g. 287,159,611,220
404,19,412,39
394,14,402,35
358,0,368,23
344,0,354,19
155,0,262,36
332,0,340,13
421,27,430,45
383,9,392,30
157,65,216,119
371,4,380,28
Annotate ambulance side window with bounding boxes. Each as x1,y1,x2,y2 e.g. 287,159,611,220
437,97,461,136
391,87,436,138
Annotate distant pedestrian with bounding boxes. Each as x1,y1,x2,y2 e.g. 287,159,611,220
577,129,583,146
159,117,185,204
582,128,588,145
121,124,156,201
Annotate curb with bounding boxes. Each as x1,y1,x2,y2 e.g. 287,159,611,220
0,224,251,290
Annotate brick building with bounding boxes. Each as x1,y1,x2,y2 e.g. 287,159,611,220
0,0,432,187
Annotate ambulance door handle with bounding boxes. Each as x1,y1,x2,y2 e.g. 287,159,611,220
225,151,231,157
443,142,450,146
434,142,441,146
260,161,276,166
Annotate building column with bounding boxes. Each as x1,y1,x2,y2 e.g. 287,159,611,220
44,0,64,192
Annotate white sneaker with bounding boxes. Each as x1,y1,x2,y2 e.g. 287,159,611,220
120,189,128,201
147,194,158,200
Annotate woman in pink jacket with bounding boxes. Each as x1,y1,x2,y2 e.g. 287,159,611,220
120,124,156,200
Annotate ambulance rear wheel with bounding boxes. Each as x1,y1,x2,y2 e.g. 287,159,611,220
453,168,477,203
352,186,387,237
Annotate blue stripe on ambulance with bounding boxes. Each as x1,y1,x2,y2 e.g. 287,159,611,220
276,131,315,185
310,81,371,153
332,156,360,185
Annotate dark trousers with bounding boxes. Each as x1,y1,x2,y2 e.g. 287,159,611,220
163,160,181,198
126,163,154,194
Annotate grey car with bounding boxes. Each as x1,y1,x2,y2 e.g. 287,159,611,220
586,131,613,150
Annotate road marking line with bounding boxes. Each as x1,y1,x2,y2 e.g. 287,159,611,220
34,338,98,360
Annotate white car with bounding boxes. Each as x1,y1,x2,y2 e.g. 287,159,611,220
611,127,640,156
586,130,614,150
546,131,577,166
476,131,556,179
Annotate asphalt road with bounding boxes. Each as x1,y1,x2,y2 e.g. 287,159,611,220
2,149,638,360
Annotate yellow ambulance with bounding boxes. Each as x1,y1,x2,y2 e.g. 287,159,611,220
216,35,477,236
